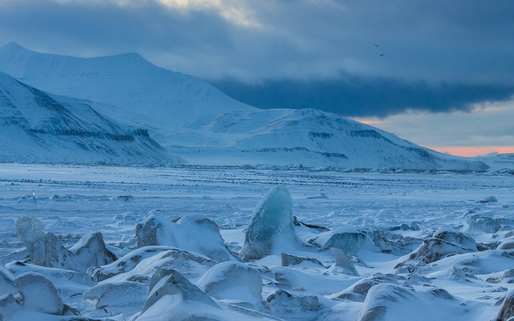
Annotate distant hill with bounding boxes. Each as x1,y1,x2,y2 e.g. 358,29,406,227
0,43,488,170
0,71,180,165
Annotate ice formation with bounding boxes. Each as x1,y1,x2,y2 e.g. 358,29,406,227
328,248,359,276
308,228,377,253
15,215,45,263
139,268,217,317
196,261,263,309
466,215,501,233
0,263,16,296
240,185,303,261
396,230,479,271
87,246,175,282
497,289,514,321
266,290,333,321
13,272,64,315
69,232,117,268
136,211,237,261
105,248,218,285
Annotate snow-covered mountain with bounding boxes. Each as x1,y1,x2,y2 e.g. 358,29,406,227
0,71,180,165
0,43,488,170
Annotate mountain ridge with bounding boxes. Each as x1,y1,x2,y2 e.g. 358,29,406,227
0,70,181,165
0,43,489,170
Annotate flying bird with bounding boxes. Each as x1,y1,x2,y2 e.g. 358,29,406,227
379,53,385,56
373,43,380,47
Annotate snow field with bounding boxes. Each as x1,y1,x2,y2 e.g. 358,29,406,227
0,164,513,320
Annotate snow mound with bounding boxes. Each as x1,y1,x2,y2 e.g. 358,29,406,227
266,290,334,321
83,281,148,311
137,268,276,321
240,185,303,261
69,232,117,268
106,248,218,285
87,246,174,282
136,211,237,261
307,228,377,254
196,261,263,310
0,263,16,297
354,284,463,321
327,273,400,302
397,230,478,270
13,272,64,315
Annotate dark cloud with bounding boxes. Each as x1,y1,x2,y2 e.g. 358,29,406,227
1,0,514,118
211,75,514,117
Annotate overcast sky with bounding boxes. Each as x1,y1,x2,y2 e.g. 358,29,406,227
0,0,513,156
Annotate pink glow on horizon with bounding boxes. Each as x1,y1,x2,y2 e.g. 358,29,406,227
426,146,514,157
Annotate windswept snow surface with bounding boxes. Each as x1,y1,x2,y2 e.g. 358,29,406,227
0,164,513,320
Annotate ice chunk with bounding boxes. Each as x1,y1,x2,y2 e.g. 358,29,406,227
328,248,359,276
136,211,237,261
15,215,45,263
140,268,217,315
433,230,478,251
0,263,16,297
476,195,498,203
196,261,263,310
307,228,377,254
240,185,303,261
69,232,117,268
13,272,64,315
396,230,478,270
44,232,85,271
466,215,501,233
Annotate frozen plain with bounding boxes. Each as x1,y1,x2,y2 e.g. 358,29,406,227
1,163,514,320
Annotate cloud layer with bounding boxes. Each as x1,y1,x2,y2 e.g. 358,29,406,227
1,0,514,121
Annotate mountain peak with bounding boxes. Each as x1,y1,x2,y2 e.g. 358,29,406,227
0,42,32,54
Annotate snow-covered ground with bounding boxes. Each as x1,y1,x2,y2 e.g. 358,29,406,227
1,163,514,320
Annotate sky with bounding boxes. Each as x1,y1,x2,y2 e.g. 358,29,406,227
0,0,513,156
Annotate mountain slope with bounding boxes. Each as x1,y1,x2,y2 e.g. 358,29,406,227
173,108,487,170
0,71,181,165
0,43,488,170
